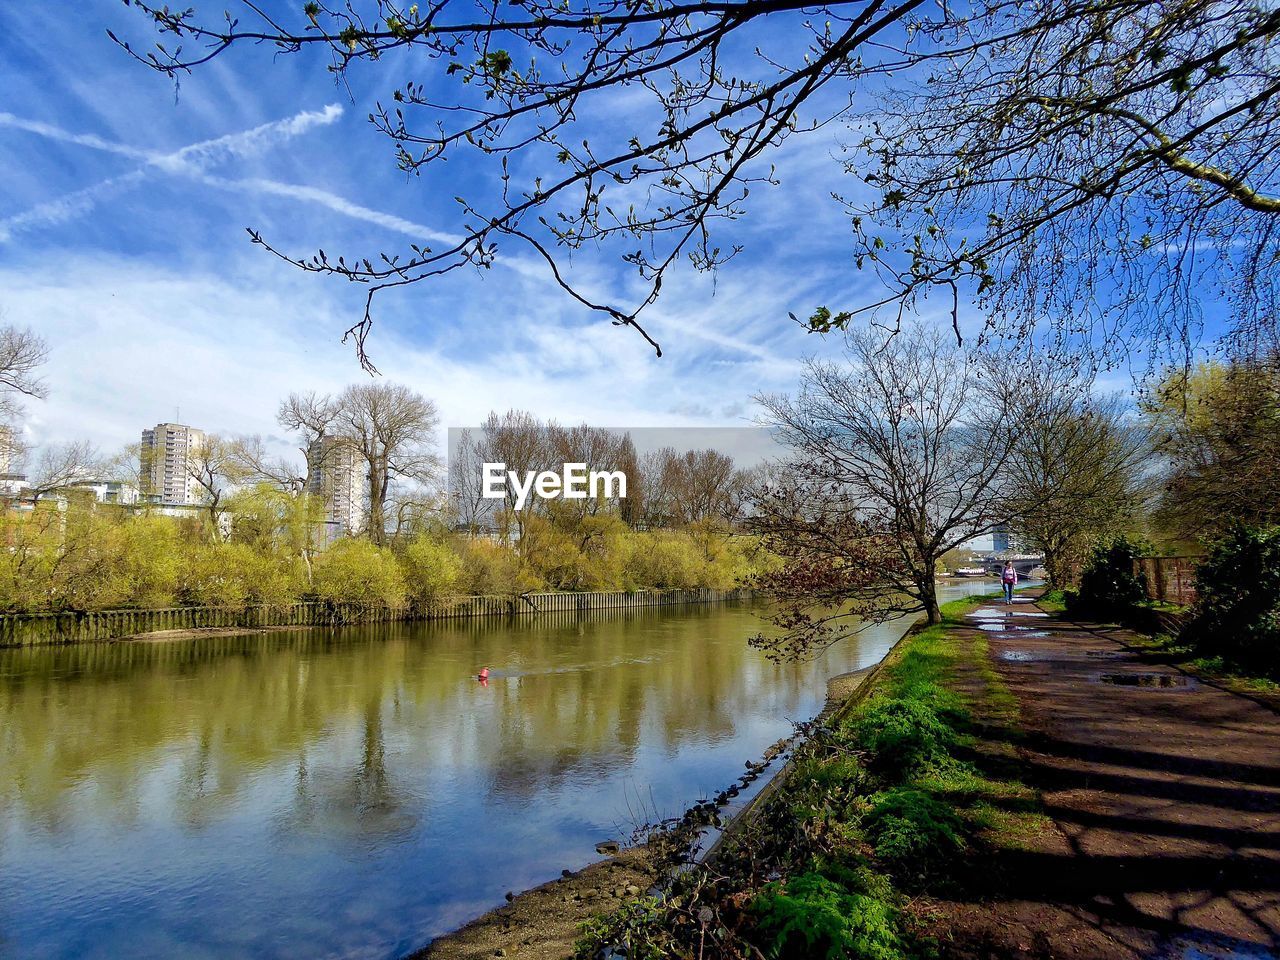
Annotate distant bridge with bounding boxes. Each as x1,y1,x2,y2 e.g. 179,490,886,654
985,555,1045,577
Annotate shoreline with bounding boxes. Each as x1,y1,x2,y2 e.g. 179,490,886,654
0,587,755,648
413,616,930,960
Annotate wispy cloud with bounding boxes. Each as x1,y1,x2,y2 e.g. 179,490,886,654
0,104,458,245
0,111,153,160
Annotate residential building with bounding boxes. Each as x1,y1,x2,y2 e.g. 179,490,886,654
307,434,367,535
71,479,141,505
141,422,206,505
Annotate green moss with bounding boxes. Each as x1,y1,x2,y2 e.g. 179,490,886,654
752,872,907,960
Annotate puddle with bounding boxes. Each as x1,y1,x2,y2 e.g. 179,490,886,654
1086,650,1122,659
968,608,1006,619
976,623,1008,632
1008,611,1050,618
1000,650,1045,661
1156,930,1279,959
1097,672,1194,689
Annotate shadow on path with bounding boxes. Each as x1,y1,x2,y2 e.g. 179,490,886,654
929,598,1280,960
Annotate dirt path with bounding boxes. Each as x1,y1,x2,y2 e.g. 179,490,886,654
930,597,1280,960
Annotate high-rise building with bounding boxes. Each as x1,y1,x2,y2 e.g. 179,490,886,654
141,422,206,505
307,435,367,535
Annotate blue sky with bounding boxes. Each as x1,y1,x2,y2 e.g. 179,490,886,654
1,2,1176,464
0,3,890,461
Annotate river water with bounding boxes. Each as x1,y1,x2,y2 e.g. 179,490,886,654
0,581,999,959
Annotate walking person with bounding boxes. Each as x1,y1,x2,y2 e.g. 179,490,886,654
1001,560,1018,604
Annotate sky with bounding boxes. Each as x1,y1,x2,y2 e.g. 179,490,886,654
0,2,1162,467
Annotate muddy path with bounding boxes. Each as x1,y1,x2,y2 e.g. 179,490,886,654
930,597,1280,959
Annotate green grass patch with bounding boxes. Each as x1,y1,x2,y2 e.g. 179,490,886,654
575,590,1046,960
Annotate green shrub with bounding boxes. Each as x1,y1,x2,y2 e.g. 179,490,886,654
751,872,905,960
1072,535,1149,619
862,788,964,880
853,698,954,780
179,543,305,609
399,536,462,608
310,539,406,608
1183,526,1280,676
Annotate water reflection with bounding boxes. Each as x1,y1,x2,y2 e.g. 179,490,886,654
0,583,999,960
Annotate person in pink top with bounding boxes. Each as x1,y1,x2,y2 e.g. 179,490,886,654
1001,561,1018,604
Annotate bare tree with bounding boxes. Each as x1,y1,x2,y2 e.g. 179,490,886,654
0,325,48,421
1008,389,1152,588
118,3,1280,363
639,447,746,527
753,323,1030,656
185,434,251,540
232,434,309,493
832,3,1280,363
316,383,441,545
24,441,101,503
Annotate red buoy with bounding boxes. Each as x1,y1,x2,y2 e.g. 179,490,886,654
477,667,490,681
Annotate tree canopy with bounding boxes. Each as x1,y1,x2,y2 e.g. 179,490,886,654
118,1,1280,363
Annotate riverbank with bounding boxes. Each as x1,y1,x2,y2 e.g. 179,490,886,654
0,587,753,647
512,591,1280,959
414,611,933,960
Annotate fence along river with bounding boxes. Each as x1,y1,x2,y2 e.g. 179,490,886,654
0,581,1002,959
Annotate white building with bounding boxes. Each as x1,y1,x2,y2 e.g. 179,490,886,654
307,434,367,536
71,479,142,505
141,422,206,505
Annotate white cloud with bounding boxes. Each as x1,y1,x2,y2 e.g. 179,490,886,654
7,252,804,460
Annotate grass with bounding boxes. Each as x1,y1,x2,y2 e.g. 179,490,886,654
573,593,1049,960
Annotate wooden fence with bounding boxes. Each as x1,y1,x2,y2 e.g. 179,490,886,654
1134,556,1203,606
0,587,754,648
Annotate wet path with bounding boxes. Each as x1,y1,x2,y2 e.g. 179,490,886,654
940,597,1280,959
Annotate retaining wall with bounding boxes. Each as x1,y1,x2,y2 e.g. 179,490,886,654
0,587,754,647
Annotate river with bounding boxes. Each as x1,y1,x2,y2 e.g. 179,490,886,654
0,581,1001,959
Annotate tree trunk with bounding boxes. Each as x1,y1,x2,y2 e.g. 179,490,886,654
920,559,942,624
367,463,386,546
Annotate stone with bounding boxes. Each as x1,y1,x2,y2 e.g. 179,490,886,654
595,840,620,855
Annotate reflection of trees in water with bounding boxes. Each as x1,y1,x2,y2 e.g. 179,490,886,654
0,604,846,831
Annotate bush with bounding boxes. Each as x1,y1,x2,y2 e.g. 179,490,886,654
853,698,954,781
862,788,964,880
310,539,407,608
751,872,905,960
1072,535,1149,620
399,536,462,608
179,543,304,609
1183,526,1280,676
457,538,540,596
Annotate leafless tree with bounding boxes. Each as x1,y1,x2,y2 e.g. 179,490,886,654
323,383,441,544
185,434,251,540
24,441,102,503
640,446,748,526
0,325,48,422
1007,387,1152,587
232,434,310,493
753,323,1031,656
118,2,1280,364
830,2,1280,364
